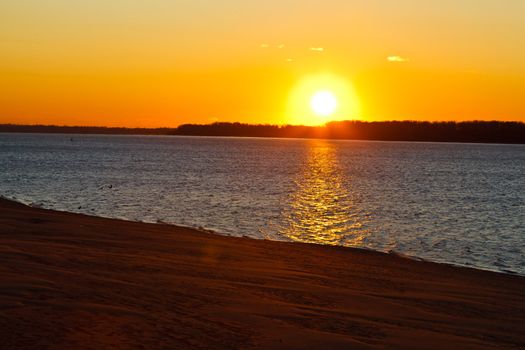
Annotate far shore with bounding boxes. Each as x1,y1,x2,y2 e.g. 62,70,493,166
1,120,524,144
1,198,524,349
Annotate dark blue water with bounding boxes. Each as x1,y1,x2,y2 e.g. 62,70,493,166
1,133,524,274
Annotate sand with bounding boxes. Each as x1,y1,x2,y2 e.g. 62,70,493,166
0,198,524,349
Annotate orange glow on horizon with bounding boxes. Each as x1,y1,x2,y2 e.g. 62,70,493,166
0,1,524,127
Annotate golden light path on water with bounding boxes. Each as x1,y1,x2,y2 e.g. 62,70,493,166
278,140,370,246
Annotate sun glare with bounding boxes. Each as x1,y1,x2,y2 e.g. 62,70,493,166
311,91,337,117
286,73,360,126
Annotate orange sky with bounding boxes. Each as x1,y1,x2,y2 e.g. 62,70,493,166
1,1,524,127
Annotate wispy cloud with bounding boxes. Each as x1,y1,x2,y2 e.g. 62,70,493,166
387,55,409,63
260,43,285,49
309,47,324,52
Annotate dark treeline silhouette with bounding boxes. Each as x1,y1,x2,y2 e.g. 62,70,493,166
1,121,524,144
0,124,172,135
174,121,525,144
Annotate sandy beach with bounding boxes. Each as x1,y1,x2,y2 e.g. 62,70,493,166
1,198,524,349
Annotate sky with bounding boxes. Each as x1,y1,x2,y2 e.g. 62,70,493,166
1,0,524,127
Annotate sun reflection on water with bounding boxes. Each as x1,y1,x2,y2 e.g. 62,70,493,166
278,140,369,246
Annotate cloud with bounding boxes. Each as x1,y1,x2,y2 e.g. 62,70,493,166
309,47,324,52
387,55,409,63
260,43,285,49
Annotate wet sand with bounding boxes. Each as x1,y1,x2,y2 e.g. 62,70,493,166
1,198,524,349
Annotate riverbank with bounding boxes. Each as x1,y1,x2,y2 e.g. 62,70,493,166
1,198,524,349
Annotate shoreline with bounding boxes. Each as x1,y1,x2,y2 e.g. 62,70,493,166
2,131,525,147
1,120,525,144
1,197,525,349
2,195,521,277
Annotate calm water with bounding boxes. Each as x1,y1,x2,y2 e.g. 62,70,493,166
1,133,524,274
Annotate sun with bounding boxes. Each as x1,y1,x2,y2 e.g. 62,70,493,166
286,72,360,126
310,91,337,117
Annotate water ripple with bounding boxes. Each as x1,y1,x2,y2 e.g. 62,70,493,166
1,134,524,275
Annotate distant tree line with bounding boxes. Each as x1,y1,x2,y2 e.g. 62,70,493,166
173,121,525,144
0,124,172,135
1,121,524,144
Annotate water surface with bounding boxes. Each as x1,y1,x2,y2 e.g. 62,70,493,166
1,133,524,274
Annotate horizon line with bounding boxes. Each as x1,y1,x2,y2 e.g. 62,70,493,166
1,119,524,130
